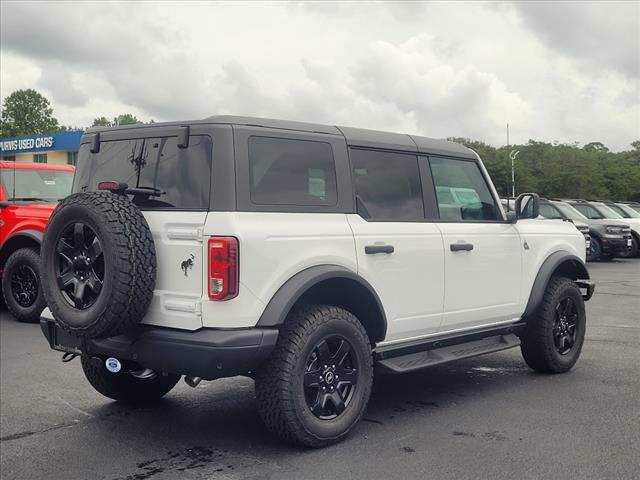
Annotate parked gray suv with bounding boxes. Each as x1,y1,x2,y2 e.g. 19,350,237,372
560,200,632,260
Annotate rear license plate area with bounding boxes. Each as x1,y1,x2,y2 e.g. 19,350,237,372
50,323,82,354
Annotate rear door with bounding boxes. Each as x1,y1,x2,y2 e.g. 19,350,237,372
347,149,445,343
428,156,522,331
74,126,220,330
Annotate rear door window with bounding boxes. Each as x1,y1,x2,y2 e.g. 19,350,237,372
74,136,212,209
429,157,499,221
248,136,337,206
351,149,424,221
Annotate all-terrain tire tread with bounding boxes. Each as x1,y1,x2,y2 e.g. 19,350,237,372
254,305,373,448
520,276,585,374
41,192,156,338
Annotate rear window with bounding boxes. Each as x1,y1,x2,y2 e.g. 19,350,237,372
74,136,211,209
0,168,74,202
248,136,337,206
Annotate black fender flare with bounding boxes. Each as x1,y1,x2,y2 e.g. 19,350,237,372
256,264,387,338
1,229,43,249
523,251,590,318
0,230,43,267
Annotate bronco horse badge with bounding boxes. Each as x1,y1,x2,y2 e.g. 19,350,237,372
181,254,195,276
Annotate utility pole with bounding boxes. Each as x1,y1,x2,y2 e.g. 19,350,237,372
510,149,520,198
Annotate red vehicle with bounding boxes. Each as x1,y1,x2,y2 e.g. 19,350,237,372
0,162,75,322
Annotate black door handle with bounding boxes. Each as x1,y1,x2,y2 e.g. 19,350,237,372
365,245,394,254
450,243,474,252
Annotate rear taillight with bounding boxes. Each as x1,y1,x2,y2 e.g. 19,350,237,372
208,237,238,300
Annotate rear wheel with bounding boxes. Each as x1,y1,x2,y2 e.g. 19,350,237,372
81,355,180,403
255,305,373,447
520,277,586,374
1,248,46,323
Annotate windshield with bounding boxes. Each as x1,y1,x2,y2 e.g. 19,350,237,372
539,202,564,219
592,202,624,219
0,168,74,202
613,203,640,219
553,201,588,221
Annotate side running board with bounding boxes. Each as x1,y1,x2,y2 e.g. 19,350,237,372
376,333,521,374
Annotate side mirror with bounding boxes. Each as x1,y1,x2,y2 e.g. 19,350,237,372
505,211,518,223
515,193,540,219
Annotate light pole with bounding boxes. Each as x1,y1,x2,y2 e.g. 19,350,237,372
510,149,520,197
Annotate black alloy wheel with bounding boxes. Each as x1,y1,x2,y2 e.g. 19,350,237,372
304,335,359,420
11,264,38,307
553,297,578,355
56,222,104,310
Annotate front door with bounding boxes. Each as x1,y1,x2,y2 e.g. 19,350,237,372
428,156,522,332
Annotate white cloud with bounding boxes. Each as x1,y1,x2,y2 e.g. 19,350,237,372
1,1,638,150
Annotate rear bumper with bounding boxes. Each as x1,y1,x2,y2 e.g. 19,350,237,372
41,317,279,380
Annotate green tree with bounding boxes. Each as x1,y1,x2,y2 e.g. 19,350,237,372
583,141,609,153
446,136,640,201
0,89,61,136
91,114,140,128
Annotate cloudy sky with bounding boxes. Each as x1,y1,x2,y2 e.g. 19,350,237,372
1,1,638,150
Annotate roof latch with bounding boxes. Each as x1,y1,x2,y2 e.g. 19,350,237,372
177,126,190,149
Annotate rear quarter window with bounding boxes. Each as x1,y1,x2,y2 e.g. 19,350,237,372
248,136,337,206
74,135,212,209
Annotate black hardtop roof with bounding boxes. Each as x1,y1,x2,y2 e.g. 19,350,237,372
86,115,476,159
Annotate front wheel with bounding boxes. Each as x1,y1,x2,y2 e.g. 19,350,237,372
1,248,46,323
629,236,639,258
81,356,180,403
255,305,373,447
520,277,586,374
587,237,601,261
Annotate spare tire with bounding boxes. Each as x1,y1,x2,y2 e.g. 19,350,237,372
41,192,156,338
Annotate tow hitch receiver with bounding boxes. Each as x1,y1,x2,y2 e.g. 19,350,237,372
61,352,78,363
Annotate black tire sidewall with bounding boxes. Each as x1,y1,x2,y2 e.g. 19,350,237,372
292,318,372,440
1,248,46,323
589,237,601,261
545,283,586,368
80,355,180,403
41,203,115,332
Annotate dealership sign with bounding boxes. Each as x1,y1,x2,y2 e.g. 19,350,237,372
0,131,83,155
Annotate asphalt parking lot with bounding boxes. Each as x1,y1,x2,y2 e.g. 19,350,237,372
1,260,639,480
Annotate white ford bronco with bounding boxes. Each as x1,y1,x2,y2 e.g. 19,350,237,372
39,116,595,447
